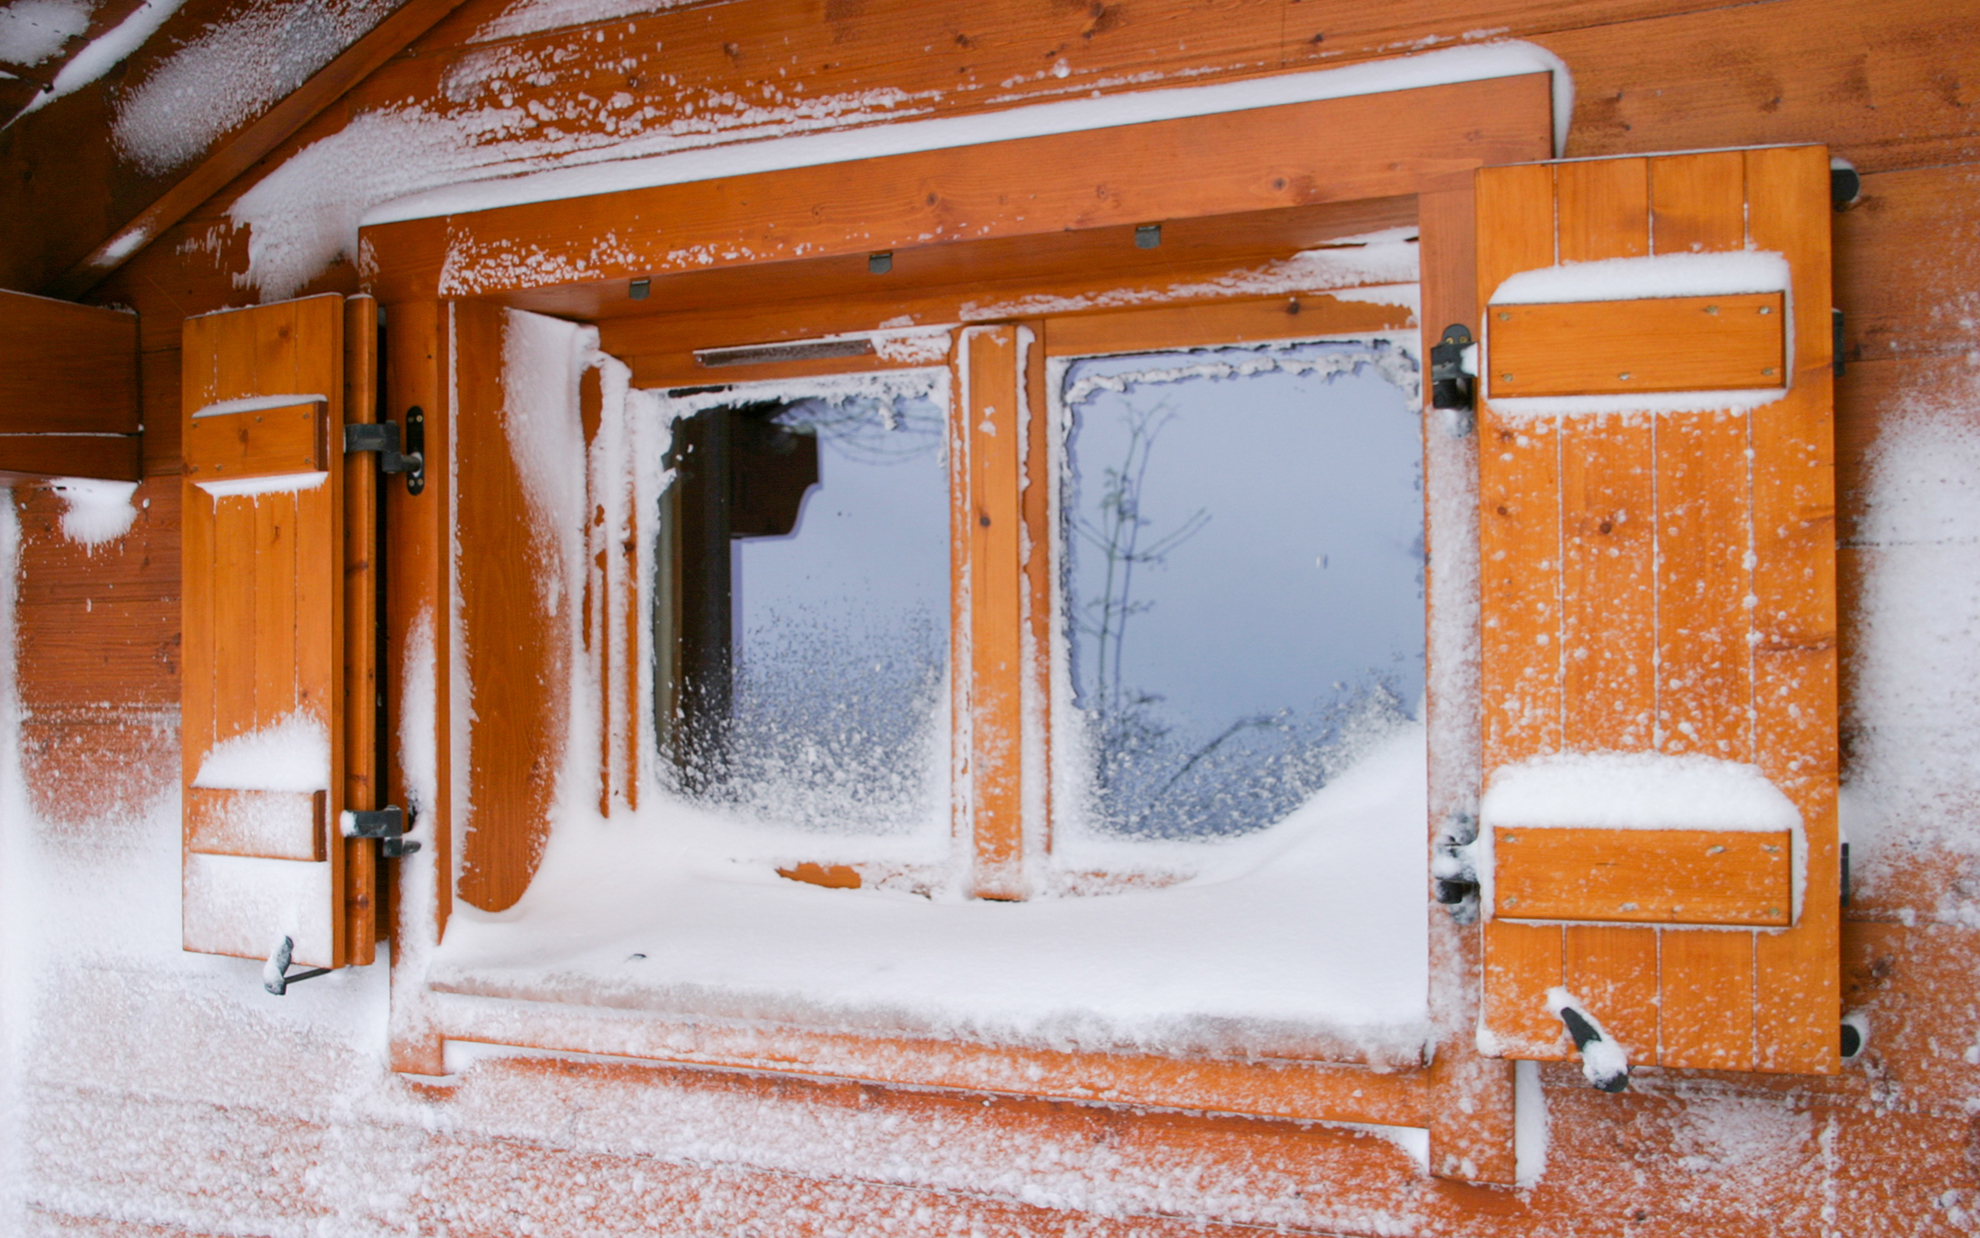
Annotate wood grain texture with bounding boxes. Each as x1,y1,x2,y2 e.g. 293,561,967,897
1486,293,1786,397
963,326,1025,899
1494,827,1794,925
0,289,139,435
1658,927,1755,1069
1481,920,1566,1056
1562,924,1659,1061
454,301,565,913
343,295,380,964
178,295,348,969
362,74,1554,303
1042,294,1414,356
0,434,142,483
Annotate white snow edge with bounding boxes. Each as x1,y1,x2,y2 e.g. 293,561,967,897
1489,250,1790,306
46,479,139,547
192,711,330,793
190,393,327,419
193,471,329,498
362,42,1571,225
1480,752,1801,833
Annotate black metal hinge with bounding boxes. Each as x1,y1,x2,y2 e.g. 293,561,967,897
344,408,426,494
342,804,421,857
1429,323,1476,426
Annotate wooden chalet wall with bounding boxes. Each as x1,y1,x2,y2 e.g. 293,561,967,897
6,0,1980,1232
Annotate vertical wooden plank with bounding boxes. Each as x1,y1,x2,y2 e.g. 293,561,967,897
965,325,1025,900
1650,151,1746,255
623,471,641,813
1747,144,1841,1075
455,301,564,912
252,299,301,397
1422,179,1516,1188
1477,163,1562,774
386,299,451,1074
1555,158,1649,263
210,497,259,744
580,365,610,815
1659,928,1755,1069
1555,158,1655,755
212,309,260,404
252,489,301,730
1019,322,1051,858
948,333,973,890
1482,921,1566,1056
344,296,380,965
1562,925,1659,1062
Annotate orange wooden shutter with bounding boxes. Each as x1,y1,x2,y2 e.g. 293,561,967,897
1475,147,1838,1074
181,294,379,972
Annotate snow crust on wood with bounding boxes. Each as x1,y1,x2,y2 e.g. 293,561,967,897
1844,368,1980,919
192,469,329,497
1486,389,1790,422
196,789,316,858
0,0,89,67
468,0,694,45
189,392,326,418
1488,251,1790,305
182,853,335,967
15,0,188,118
110,0,400,176
1513,1058,1548,1186
1480,752,1801,833
228,42,1561,298
46,478,138,547
192,710,330,793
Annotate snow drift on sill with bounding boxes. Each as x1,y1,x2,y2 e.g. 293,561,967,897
431,723,1433,1065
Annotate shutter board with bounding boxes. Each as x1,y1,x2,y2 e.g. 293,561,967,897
1475,147,1839,1075
180,295,371,973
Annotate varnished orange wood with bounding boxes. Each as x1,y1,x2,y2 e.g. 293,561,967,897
1561,925,1659,1061
1493,827,1793,925
454,301,565,912
1649,150,1747,254
361,75,1554,304
1558,413,1657,751
1658,927,1755,1069
1745,144,1840,1075
0,434,141,483
179,295,348,969
1554,158,1650,264
1487,293,1786,397
343,295,380,964
1654,409,1755,759
1020,323,1052,862
1475,162,1561,775
183,402,326,479
384,299,452,1074
1481,920,1566,1057
1041,294,1415,357
0,289,138,438
963,326,1026,899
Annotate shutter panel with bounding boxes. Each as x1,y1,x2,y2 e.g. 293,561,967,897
1475,148,1838,1074
181,295,378,972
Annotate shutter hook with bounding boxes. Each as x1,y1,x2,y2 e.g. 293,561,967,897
1547,988,1630,1092
263,935,331,996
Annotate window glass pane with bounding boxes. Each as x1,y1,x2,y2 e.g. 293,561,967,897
1057,339,1423,839
660,382,948,837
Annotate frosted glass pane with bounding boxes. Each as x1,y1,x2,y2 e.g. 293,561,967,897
1059,340,1424,838
668,388,948,835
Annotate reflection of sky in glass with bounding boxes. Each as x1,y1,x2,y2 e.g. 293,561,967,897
1060,341,1424,838
724,390,949,834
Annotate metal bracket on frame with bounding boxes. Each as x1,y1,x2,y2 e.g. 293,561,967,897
342,805,421,858
343,408,426,494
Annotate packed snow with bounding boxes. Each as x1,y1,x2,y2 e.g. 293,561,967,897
1480,751,1802,833
14,0,186,118
191,710,331,793
0,0,88,68
1489,250,1790,305
46,476,137,547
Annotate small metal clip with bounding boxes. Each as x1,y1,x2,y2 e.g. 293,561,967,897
1432,808,1480,922
342,804,421,857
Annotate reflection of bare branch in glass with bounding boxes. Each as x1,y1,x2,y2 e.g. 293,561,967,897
1071,401,1209,723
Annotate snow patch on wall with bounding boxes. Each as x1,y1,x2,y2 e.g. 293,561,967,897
192,711,330,793
47,478,138,548
468,0,694,45
1845,367,1980,920
192,470,329,498
0,0,89,67
16,0,186,118
111,0,399,176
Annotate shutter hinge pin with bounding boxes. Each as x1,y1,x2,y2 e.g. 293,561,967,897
1432,808,1480,922
344,408,426,495
341,804,421,858
1429,323,1476,430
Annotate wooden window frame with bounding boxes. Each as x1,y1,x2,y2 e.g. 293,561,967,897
361,73,1555,1182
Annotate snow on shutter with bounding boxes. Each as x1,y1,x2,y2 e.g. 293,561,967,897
181,295,378,972
1475,148,1839,1074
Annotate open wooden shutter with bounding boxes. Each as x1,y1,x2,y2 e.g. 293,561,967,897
181,294,380,972
1476,147,1838,1074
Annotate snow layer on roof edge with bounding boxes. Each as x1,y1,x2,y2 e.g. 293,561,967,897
361,42,1571,226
